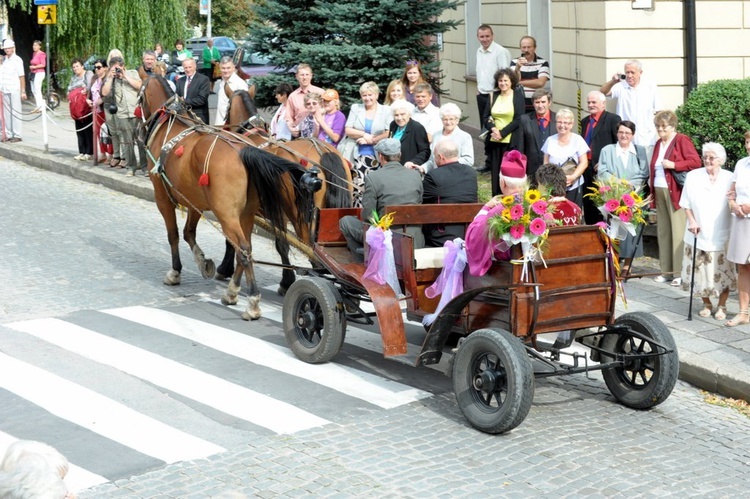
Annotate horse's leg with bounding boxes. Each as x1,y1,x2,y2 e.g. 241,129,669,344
183,209,216,279
275,236,295,296
220,220,262,321
152,181,182,285
216,239,236,280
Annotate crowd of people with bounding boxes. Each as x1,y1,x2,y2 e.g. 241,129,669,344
0,28,746,326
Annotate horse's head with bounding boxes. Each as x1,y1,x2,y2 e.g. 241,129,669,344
138,75,176,119
227,89,265,133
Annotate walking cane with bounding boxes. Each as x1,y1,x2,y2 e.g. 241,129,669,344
687,232,698,321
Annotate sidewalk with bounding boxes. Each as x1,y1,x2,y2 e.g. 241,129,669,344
3,98,750,402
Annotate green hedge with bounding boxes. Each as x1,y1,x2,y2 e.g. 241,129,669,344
677,78,750,170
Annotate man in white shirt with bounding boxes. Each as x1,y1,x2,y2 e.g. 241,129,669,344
411,83,441,141
0,39,27,142
475,24,511,126
600,59,661,148
214,56,249,125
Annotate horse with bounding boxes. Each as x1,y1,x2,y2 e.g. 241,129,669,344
138,75,311,320
214,89,354,291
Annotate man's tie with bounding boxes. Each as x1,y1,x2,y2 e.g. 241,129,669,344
538,116,546,132
184,76,191,98
585,117,597,144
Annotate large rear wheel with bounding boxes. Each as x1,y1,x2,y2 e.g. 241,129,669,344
601,312,679,409
283,277,346,364
452,329,534,434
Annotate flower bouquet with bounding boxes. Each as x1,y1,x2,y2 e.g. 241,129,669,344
486,188,561,279
585,178,649,240
362,211,402,296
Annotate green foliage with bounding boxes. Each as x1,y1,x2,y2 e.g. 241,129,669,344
676,78,750,170
247,0,462,109
185,0,256,39
5,0,188,71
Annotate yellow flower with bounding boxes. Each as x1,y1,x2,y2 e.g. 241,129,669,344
521,214,531,225
525,189,541,204
615,205,630,215
501,195,515,207
632,191,642,203
501,208,511,221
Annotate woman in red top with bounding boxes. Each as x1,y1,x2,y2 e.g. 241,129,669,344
29,40,46,113
649,110,701,286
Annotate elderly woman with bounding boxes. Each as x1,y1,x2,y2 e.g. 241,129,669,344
597,120,649,260
679,143,736,321
388,99,430,169
650,110,702,286
417,103,474,174
400,60,438,106
295,92,322,139
344,81,393,205
483,67,526,196
726,131,750,327
542,108,590,207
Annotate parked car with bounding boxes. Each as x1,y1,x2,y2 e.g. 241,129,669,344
185,36,238,65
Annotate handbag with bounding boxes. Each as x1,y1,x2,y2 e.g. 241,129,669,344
671,170,688,186
212,62,221,79
337,136,358,164
67,87,91,120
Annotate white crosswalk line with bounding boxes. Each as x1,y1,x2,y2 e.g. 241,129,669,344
8,318,330,435
104,306,432,409
0,431,108,493
0,352,225,464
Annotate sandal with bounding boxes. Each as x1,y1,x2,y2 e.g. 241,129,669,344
109,157,123,168
714,306,727,322
725,310,749,327
699,305,713,318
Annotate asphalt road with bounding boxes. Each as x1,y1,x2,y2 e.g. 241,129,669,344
2,158,750,497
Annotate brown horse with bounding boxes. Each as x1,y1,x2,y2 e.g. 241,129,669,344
215,89,354,289
138,75,311,319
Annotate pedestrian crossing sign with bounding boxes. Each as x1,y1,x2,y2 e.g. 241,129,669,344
38,5,56,25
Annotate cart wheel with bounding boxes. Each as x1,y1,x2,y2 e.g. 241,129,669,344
452,329,534,434
601,312,679,409
282,277,346,364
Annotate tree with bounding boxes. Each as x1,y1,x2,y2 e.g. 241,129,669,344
247,0,462,108
185,0,255,40
677,79,750,170
3,0,187,89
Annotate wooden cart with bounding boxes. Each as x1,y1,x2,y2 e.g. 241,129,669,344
281,205,679,434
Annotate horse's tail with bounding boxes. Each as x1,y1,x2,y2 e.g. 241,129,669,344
240,146,311,239
320,151,353,208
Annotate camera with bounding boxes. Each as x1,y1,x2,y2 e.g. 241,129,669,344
107,103,118,114
620,74,626,80
300,167,322,193
115,68,122,76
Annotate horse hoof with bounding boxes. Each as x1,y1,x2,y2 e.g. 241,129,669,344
215,273,229,281
200,259,216,279
241,311,261,321
221,295,238,306
277,286,288,297
163,269,181,286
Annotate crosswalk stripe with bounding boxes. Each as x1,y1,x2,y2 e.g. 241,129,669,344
0,352,224,464
103,306,432,409
8,318,330,435
0,431,108,493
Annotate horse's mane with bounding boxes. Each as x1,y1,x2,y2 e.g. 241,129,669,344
226,90,257,125
153,74,175,97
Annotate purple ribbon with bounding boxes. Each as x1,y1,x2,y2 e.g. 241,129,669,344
423,239,467,326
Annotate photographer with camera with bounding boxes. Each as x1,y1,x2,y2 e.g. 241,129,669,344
101,56,143,176
600,60,661,149
511,36,550,113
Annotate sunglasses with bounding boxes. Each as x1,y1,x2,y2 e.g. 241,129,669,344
94,65,103,70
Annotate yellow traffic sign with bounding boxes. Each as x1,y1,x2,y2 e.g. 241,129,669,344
38,5,56,25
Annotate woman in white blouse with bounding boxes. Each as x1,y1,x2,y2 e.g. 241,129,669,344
679,142,736,321
542,108,590,207
418,103,474,173
269,82,293,140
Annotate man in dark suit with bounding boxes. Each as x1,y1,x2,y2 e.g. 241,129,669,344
422,139,478,247
515,88,555,184
339,138,424,260
176,58,210,124
580,90,621,223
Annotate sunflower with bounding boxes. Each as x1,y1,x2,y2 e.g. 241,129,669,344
525,189,542,204
501,195,516,207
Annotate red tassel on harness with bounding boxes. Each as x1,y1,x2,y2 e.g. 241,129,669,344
175,145,184,157
300,159,308,167
199,173,210,186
